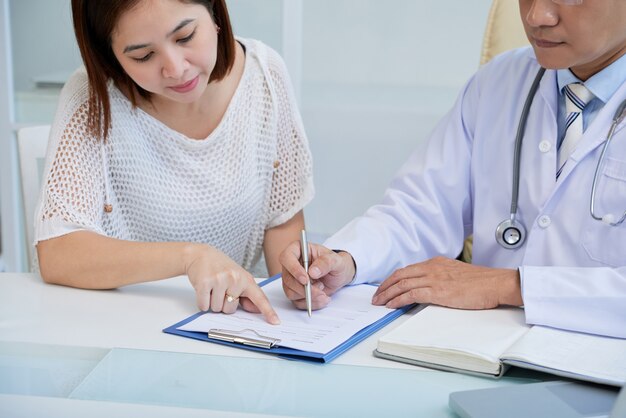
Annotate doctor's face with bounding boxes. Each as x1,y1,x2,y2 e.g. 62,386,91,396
519,0,626,80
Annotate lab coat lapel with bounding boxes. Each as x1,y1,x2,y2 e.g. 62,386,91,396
537,68,559,122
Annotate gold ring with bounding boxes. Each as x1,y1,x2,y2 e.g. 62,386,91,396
225,294,236,303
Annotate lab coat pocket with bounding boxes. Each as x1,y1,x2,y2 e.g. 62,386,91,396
583,157,626,267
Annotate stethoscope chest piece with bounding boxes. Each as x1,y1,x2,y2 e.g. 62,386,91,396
496,218,526,249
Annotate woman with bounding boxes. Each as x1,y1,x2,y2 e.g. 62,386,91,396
34,0,314,324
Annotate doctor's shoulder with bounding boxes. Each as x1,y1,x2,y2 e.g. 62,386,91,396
471,46,542,97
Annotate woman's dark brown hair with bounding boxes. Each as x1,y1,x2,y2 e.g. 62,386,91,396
71,0,236,140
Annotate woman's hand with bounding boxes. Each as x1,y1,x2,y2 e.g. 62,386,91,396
279,241,356,310
184,244,280,324
371,256,523,309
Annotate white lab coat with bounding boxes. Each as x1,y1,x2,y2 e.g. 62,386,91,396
325,47,626,338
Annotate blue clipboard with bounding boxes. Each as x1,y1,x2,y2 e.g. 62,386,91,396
163,275,415,363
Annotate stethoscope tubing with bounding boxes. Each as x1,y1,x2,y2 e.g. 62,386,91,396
497,67,626,249
589,100,626,225
510,68,546,216
496,68,546,249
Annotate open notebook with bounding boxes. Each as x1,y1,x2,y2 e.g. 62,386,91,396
374,305,626,386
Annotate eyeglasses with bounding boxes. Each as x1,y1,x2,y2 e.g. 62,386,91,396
552,0,583,5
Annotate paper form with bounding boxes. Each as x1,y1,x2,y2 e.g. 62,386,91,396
178,278,393,354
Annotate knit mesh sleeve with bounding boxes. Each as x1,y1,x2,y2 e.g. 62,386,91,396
264,47,315,229
34,70,106,243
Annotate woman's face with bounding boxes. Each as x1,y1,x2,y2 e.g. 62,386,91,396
111,0,218,104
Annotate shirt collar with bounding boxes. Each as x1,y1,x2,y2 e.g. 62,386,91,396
557,52,626,104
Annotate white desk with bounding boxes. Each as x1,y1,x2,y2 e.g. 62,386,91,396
0,273,543,417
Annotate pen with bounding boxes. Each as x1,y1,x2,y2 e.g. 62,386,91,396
300,229,312,317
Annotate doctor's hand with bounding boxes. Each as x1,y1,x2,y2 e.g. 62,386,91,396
371,256,523,310
184,243,280,324
279,241,356,310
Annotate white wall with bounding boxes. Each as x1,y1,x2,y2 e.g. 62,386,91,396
1,0,493,269
10,0,80,92
228,0,283,54
301,1,487,87
298,0,491,235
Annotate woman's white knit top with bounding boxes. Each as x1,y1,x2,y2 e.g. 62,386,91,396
34,38,314,272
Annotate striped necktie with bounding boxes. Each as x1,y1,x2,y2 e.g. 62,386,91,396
557,82,594,178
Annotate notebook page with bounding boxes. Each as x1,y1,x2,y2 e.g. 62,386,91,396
502,325,626,385
378,306,531,373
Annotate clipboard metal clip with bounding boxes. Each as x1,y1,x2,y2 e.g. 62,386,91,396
208,328,281,349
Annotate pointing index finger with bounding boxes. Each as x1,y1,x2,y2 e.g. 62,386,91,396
242,283,280,325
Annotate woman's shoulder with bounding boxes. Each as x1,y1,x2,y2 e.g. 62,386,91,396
237,37,289,76
61,67,90,99
56,67,129,122
54,67,91,118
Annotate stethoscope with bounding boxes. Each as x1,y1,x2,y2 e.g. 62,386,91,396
496,67,626,249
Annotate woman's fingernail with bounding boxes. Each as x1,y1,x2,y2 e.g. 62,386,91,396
310,266,321,278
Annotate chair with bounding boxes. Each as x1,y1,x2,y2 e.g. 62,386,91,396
460,0,529,263
17,125,50,270
480,0,529,65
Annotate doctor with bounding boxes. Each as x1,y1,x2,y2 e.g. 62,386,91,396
280,0,626,338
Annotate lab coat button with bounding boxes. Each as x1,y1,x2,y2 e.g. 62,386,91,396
538,215,551,228
539,140,551,153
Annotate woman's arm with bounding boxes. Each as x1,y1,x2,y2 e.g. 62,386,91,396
38,231,196,288
263,210,305,277
37,231,279,323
